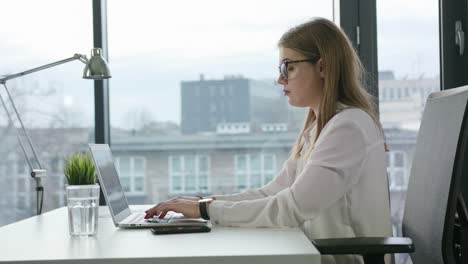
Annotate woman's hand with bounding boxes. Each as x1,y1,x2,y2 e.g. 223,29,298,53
144,196,201,219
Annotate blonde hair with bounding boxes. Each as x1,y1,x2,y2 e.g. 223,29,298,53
278,18,385,159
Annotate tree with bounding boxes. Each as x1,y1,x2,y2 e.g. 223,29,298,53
123,107,157,131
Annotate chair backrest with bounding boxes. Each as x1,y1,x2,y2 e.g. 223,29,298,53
403,85,468,264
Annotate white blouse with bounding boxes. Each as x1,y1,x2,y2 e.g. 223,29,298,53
208,106,393,264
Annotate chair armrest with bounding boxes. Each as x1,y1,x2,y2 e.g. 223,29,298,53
312,237,414,255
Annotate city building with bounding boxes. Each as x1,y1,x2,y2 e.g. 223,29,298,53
181,75,250,134
379,71,440,130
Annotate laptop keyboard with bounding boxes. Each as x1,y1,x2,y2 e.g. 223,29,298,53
122,212,176,224
131,213,146,223
146,212,174,223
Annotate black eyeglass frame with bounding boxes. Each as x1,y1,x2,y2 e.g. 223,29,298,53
278,57,321,80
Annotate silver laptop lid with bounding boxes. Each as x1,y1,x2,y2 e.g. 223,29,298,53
88,144,132,225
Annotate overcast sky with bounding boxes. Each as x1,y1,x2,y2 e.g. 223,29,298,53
0,0,439,128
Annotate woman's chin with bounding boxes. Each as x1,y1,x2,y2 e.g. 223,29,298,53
287,98,307,108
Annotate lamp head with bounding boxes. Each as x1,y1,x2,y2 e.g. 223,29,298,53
82,48,111,80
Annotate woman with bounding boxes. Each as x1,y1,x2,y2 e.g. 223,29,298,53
145,17,392,264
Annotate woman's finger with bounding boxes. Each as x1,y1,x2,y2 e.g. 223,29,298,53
157,203,178,219
144,205,157,218
145,202,166,218
158,209,169,219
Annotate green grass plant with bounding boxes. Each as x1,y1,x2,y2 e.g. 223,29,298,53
64,152,96,185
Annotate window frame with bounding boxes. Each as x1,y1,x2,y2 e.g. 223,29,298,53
115,156,147,195
168,155,211,194
235,153,277,190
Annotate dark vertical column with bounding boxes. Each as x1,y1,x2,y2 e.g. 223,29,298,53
340,0,379,111
92,0,110,205
440,0,468,222
440,0,468,90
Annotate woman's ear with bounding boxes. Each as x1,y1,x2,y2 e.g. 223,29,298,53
317,59,325,78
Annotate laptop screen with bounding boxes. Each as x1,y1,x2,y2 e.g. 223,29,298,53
89,144,129,216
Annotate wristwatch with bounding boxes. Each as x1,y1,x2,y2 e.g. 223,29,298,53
198,198,214,220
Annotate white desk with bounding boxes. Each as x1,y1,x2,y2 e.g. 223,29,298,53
0,205,321,264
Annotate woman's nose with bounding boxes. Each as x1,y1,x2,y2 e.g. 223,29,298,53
277,75,286,85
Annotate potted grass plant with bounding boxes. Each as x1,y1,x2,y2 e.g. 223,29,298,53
64,152,100,236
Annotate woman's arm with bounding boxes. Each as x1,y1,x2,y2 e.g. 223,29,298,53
208,120,367,227
209,157,298,202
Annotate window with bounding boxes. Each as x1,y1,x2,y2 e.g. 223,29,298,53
263,154,276,183
210,86,216,97
115,157,146,194
108,0,334,203
169,155,211,194
210,104,217,113
14,161,32,210
235,154,277,190
17,161,27,174
387,151,407,191
235,155,248,189
378,3,439,261
170,156,183,192
50,157,62,173
0,1,93,227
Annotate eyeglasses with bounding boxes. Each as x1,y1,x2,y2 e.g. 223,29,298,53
278,57,320,80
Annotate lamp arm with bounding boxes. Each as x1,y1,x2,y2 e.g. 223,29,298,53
0,53,89,173
0,54,88,84
0,82,44,170
0,54,88,215
0,51,107,215
0,83,46,215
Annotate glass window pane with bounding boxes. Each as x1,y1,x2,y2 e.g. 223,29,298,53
185,156,195,173
237,173,248,189
236,155,247,171
17,178,27,193
394,171,405,187
251,155,261,172
0,1,93,227
108,0,334,203
250,173,262,188
386,152,391,167
17,161,26,174
17,196,27,210
264,173,274,184
377,0,439,252
121,177,131,192
198,156,208,172
199,173,208,192
172,176,182,192
263,154,275,171
394,152,405,167
134,157,145,176
134,177,144,192
171,156,182,173
119,157,131,176
185,174,197,192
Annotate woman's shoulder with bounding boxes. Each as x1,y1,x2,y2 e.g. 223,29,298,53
337,106,373,121
327,105,382,139
332,104,372,123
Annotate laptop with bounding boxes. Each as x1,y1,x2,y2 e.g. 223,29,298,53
88,143,209,228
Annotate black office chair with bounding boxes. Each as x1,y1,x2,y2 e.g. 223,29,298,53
312,86,468,264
